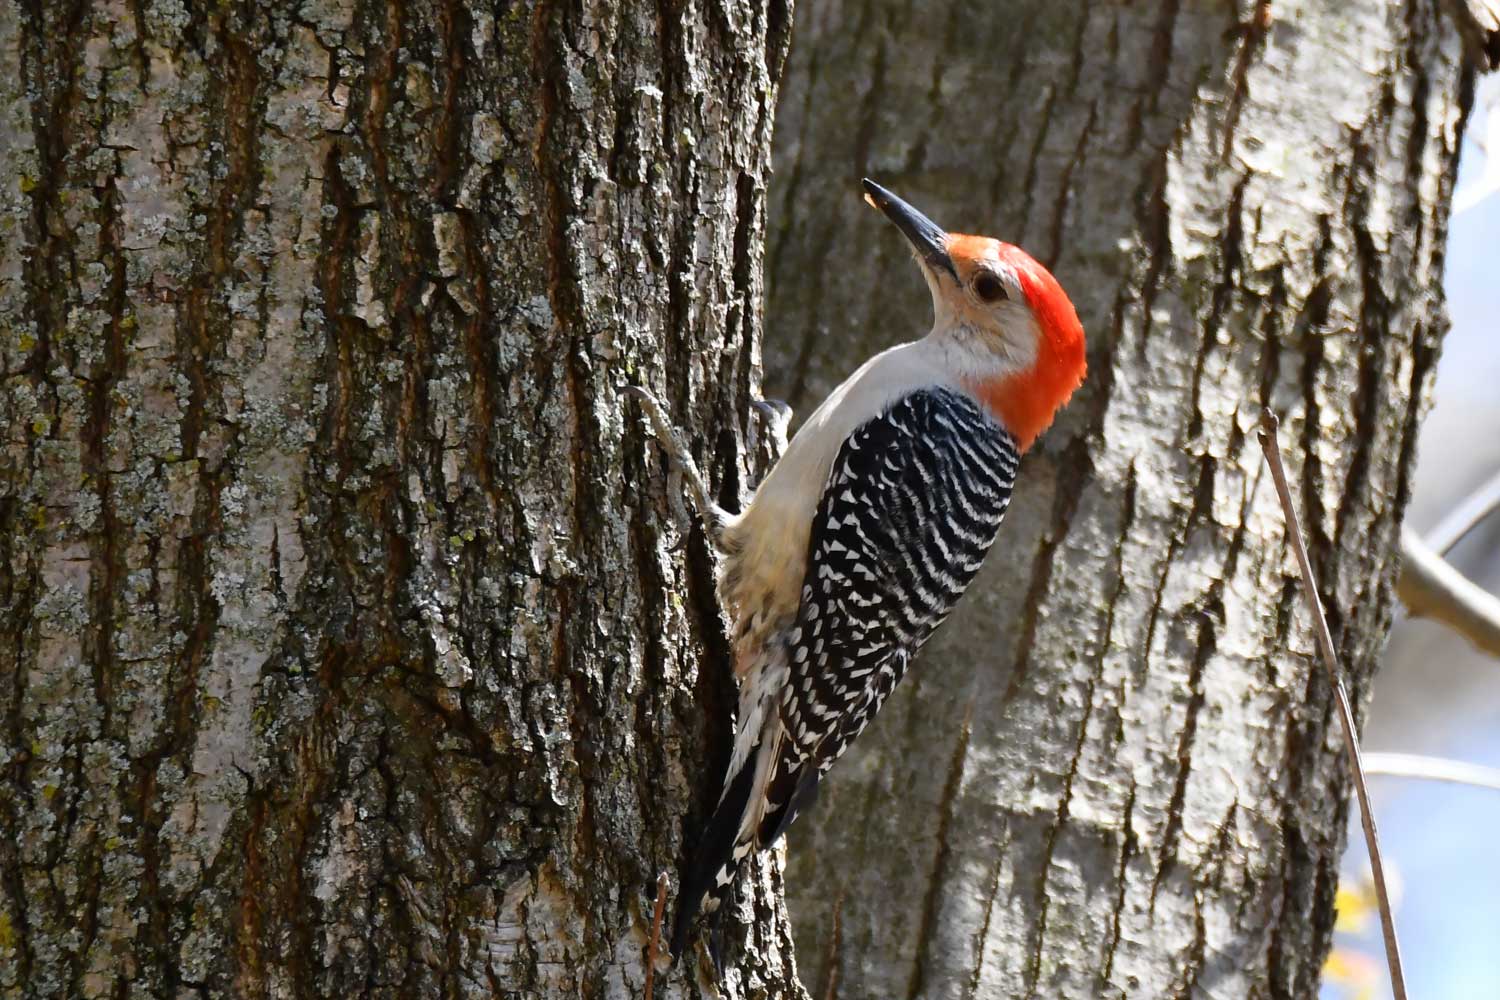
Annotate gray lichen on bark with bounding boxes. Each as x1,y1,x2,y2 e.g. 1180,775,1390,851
0,1,799,997
766,1,1472,997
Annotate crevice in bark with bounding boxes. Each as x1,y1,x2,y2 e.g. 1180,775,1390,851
850,34,888,183
904,705,975,1000
1016,85,1059,251
1001,437,1095,705
1022,676,1099,999
1220,0,1273,162
1187,170,1248,441
1045,100,1098,270
963,826,1011,1000
1134,151,1174,357
1097,777,1138,990
1147,586,1218,916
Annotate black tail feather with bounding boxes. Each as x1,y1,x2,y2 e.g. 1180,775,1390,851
759,768,820,850
670,755,758,960
708,918,729,978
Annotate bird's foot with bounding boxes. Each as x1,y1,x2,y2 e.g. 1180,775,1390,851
747,396,793,473
625,385,730,548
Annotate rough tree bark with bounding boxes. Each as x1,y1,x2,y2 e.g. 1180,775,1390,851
0,1,800,997
766,2,1473,997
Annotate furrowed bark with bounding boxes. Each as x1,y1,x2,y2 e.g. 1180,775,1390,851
0,1,800,996
765,2,1472,997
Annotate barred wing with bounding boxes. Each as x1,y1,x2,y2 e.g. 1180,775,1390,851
761,386,1020,843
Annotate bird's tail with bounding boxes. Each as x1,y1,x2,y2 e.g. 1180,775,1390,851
670,750,759,964
670,732,824,971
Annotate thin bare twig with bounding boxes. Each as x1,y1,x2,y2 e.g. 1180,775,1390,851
644,871,670,1000
820,892,845,1000
1363,752,1500,793
1426,466,1500,556
1257,409,1408,1000
1397,528,1500,658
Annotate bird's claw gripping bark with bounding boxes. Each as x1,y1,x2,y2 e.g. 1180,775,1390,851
748,397,793,465
749,397,793,424
625,385,730,549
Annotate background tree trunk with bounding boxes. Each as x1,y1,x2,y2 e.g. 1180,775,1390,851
766,2,1473,997
0,1,800,997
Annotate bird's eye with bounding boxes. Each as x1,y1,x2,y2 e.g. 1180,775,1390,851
973,273,1007,303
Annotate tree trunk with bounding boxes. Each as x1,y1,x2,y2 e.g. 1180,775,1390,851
766,2,1472,997
0,1,800,997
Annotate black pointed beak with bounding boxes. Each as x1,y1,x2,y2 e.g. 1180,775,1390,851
862,178,957,281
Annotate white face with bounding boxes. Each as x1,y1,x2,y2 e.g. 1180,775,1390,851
919,248,1041,377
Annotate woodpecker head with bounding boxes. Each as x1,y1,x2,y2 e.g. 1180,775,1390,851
862,178,1087,451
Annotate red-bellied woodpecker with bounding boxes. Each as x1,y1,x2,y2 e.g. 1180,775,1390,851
629,179,1087,967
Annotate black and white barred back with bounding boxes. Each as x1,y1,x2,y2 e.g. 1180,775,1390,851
761,386,1019,841
671,387,1019,963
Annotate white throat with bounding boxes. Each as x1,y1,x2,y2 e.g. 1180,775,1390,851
921,272,1040,384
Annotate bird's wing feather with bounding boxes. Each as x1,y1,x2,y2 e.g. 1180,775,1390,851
758,386,1020,843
